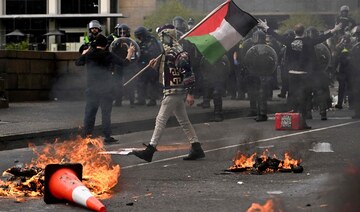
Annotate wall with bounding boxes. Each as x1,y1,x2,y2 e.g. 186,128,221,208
0,50,85,102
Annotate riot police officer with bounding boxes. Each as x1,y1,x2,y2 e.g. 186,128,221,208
305,26,333,120
244,29,277,122
197,55,231,122
334,32,353,110
335,5,356,36
278,29,295,99
108,24,137,107
79,20,102,54
107,23,131,43
172,16,187,34
134,26,163,106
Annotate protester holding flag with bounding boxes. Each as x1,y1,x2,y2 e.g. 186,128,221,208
132,24,205,162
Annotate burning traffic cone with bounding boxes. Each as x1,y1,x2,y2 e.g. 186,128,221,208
44,163,106,212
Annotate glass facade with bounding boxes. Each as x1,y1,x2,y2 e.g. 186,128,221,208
6,0,46,14
61,0,99,14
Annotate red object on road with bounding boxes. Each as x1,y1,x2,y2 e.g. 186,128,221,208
44,163,106,212
275,113,303,130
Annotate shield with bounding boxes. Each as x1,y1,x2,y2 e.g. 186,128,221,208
238,38,253,61
351,42,360,70
314,43,332,72
244,44,278,76
109,37,141,61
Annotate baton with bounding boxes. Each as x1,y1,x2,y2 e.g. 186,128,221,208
123,54,163,87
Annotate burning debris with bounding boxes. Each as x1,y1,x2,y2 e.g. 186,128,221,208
0,136,120,199
227,150,303,174
247,199,283,212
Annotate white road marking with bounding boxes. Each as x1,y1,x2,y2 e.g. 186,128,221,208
122,120,360,169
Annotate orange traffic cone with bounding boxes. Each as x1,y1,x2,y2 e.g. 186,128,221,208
44,163,106,212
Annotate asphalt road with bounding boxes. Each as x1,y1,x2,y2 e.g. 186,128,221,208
0,109,360,212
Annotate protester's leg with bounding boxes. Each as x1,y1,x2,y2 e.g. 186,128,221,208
173,95,199,144
133,95,176,162
149,95,177,147
100,96,114,142
82,92,100,138
173,94,205,160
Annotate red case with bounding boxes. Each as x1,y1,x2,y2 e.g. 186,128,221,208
275,113,303,130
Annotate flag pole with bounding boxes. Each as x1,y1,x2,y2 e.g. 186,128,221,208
179,0,231,41
123,53,163,87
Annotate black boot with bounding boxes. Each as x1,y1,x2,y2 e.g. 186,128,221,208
255,114,268,122
214,112,224,122
183,142,205,160
320,111,327,121
132,143,157,162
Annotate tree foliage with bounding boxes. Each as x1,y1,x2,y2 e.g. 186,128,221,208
278,14,327,33
143,0,203,34
5,41,29,50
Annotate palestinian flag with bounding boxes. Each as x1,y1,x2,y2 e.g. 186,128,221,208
182,0,257,64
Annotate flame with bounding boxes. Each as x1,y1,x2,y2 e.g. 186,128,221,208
0,136,120,199
247,199,283,212
228,150,301,173
229,152,257,170
278,152,301,169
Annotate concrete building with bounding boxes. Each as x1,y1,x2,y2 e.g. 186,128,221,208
0,0,358,51
0,0,124,51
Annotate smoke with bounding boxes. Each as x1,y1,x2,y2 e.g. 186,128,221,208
324,161,360,211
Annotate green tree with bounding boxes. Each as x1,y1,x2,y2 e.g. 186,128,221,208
278,14,327,34
5,41,29,50
143,0,203,34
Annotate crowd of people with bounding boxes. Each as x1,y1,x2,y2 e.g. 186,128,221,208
75,5,360,160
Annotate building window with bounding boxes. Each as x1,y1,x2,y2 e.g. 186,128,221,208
6,0,46,14
61,0,99,14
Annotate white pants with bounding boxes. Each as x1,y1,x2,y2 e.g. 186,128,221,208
150,94,199,147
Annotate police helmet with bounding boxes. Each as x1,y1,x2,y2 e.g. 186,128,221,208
340,5,350,12
283,29,295,40
134,26,150,40
305,26,320,39
115,24,130,37
172,16,187,33
252,30,266,44
88,20,102,32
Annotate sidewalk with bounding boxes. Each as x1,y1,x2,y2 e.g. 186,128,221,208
0,93,287,150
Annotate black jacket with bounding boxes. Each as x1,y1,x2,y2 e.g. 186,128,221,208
269,30,333,74
75,48,130,95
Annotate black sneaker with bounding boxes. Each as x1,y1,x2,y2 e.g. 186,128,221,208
104,137,118,143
